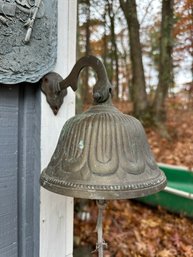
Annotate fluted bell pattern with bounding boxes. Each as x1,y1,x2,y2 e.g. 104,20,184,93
40,102,166,199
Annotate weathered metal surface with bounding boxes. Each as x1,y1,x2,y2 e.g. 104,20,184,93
40,55,111,114
15,0,30,8
59,55,112,104
41,72,67,115
40,56,167,200
23,0,43,44
0,0,57,84
0,1,16,16
0,84,40,257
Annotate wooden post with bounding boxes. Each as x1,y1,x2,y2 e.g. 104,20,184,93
40,1,77,257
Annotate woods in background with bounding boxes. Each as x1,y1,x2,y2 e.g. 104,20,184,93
77,0,193,133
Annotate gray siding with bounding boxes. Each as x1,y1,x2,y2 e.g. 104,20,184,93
0,84,40,257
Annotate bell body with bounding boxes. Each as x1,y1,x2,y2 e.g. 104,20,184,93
40,101,166,199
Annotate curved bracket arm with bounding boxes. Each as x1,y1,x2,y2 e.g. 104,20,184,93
40,56,112,115
59,55,112,104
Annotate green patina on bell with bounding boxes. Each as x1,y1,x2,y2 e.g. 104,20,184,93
40,55,166,200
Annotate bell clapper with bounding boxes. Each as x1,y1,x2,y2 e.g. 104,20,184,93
92,200,108,257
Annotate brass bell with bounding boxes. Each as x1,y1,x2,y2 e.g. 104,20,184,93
40,55,166,200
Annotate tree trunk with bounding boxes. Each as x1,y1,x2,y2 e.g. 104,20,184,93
76,0,91,112
102,5,108,68
153,0,174,124
189,3,193,108
76,1,83,113
82,0,91,103
119,0,148,120
107,0,119,99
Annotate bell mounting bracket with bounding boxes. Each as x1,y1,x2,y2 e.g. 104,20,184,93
40,55,112,115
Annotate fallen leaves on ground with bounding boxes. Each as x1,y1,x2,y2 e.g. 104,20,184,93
74,200,193,257
146,98,193,170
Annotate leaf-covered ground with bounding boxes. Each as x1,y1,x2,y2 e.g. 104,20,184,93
74,96,193,257
74,200,193,257
146,101,193,170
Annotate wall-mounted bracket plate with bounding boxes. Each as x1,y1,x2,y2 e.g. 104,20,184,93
41,72,67,115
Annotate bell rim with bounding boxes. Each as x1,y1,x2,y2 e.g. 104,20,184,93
40,170,167,200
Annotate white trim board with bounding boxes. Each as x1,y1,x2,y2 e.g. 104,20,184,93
40,1,77,257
